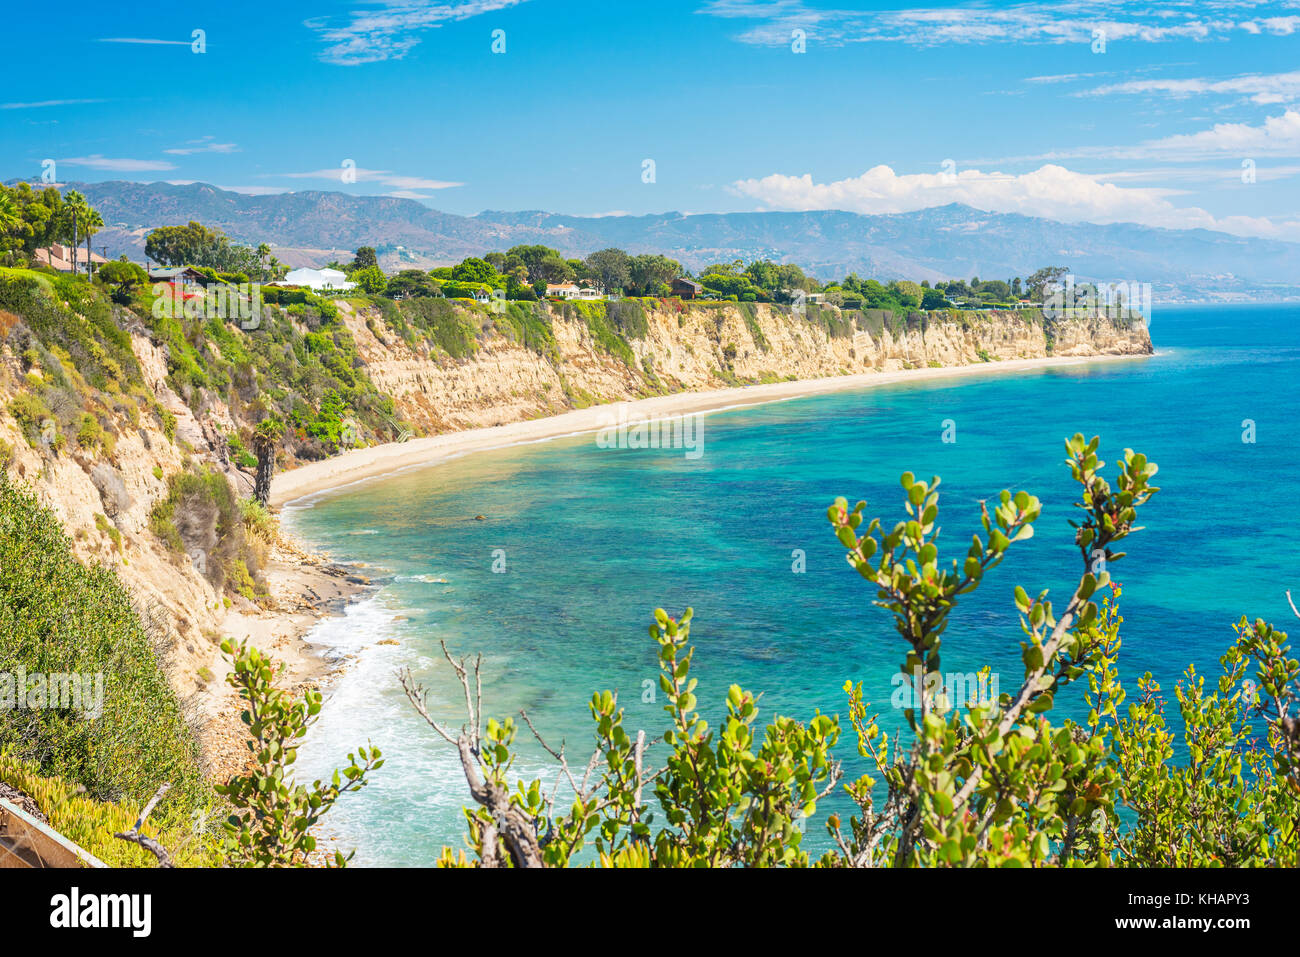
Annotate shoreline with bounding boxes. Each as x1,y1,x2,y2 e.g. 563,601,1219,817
196,540,378,781
270,351,1151,509
249,348,1150,846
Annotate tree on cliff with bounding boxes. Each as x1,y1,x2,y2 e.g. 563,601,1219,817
506,244,573,285
584,248,631,296
350,246,378,272
1027,266,1068,302
351,265,386,295
627,253,683,296
404,436,1300,867
145,220,259,273
921,287,947,310
251,418,282,506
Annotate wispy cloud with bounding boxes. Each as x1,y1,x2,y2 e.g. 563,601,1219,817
976,109,1300,162
1,98,105,109
729,161,1299,240
164,137,240,155
96,37,191,45
305,0,530,66
1082,70,1300,105
60,155,176,172
700,1,1300,48
277,166,463,193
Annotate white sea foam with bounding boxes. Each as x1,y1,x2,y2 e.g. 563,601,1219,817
301,592,398,660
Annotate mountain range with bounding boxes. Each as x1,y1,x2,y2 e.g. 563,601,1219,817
44,180,1300,301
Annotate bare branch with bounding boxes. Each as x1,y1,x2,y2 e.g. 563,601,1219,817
113,783,173,868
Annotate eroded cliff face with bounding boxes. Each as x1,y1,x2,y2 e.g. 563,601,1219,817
341,300,1153,435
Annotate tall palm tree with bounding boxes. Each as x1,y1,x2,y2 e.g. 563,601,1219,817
256,243,270,281
81,206,104,276
0,190,21,263
0,189,21,234
60,190,88,273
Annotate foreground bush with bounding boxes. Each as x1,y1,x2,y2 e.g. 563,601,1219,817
215,639,382,867
0,475,210,816
408,435,1299,866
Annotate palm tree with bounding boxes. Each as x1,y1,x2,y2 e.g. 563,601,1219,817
60,190,88,273
0,189,21,234
256,243,270,281
0,190,22,263
81,206,104,276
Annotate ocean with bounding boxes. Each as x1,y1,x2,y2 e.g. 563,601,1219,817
287,304,1300,866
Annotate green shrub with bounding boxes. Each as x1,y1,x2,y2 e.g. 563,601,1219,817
8,392,52,446
560,301,635,366
606,299,649,340
0,754,220,867
151,467,266,598
495,301,557,358
400,297,479,359
0,475,210,814
215,639,382,866
737,300,769,352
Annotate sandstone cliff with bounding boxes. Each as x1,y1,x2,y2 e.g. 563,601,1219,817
341,300,1151,435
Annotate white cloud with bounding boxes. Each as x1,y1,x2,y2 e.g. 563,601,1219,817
729,162,1298,240
305,0,530,65
1138,109,1300,157
1,98,105,109
96,37,190,45
971,110,1300,162
60,154,176,172
164,137,240,155
1084,70,1300,105
278,167,463,189
700,1,1300,47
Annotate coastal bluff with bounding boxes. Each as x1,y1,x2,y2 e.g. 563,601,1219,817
346,299,1153,435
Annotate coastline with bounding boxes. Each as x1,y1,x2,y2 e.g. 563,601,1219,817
237,350,1150,783
271,351,1149,509
196,539,377,781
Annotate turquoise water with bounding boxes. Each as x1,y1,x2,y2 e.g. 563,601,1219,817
289,305,1300,866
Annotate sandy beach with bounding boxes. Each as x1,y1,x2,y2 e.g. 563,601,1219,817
270,352,1148,508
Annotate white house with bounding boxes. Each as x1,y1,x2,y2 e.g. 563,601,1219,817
282,267,356,292
546,282,580,299
577,287,604,301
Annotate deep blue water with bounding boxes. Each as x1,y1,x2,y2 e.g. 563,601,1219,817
289,304,1300,865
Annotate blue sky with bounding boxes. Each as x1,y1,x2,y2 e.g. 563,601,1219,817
3,0,1299,239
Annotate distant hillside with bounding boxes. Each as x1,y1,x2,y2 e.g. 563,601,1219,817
44,180,1300,301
